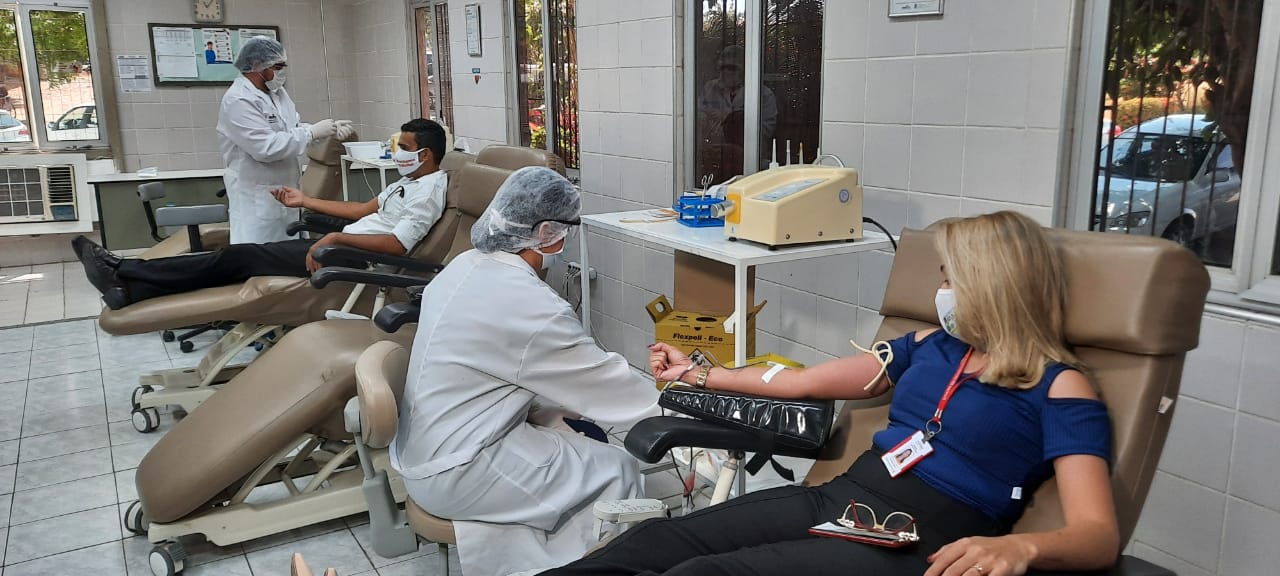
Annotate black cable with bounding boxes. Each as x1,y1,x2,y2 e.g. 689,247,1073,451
863,217,897,251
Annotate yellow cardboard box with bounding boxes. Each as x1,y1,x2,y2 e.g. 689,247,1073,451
646,295,766,366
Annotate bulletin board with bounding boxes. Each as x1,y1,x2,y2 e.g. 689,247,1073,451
147,24,282,86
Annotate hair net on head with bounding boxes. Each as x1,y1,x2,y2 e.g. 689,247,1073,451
234,37,287,73
472,167,580,253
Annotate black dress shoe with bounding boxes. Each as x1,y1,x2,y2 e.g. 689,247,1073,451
71,235,121,268
75,242,131,310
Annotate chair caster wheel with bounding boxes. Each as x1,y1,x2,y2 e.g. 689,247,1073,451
123,500,148,535
132,407,160,433
172,408,188,420
162,330,176,342
149,541,187,576
131,385,154,411
179,340,195,353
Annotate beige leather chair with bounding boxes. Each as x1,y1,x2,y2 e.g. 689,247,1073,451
625,227,1210,575
127,146,564,575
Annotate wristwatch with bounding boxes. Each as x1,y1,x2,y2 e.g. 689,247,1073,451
695,365,712,389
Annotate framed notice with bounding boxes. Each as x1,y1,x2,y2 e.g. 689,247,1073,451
889,0,943,18
465,4,483,56
147,23,281,85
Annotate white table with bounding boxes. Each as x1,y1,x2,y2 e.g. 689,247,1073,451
340,155,397,201
86,168,224,184
579,210,894,367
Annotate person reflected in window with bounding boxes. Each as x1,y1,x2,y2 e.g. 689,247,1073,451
697,45,778,182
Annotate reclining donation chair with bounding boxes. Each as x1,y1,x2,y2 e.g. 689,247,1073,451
127,146,564,576
103,150,478,432
624,228,1210,576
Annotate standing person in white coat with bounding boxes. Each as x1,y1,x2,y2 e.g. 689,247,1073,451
391,167,661,576
217,36,352,244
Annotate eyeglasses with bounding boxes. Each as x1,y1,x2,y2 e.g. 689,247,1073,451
836,499,918,540
270,62,288,70
531,218,581,239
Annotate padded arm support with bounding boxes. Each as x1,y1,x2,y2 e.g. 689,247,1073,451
1025,556,1174,576
287,213,356,236
313,245,445,274
310,267,431,290
154,205,229,227
374,301,422,333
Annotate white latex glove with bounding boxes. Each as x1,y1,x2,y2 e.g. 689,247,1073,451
309,118,337,141
334,120,355,140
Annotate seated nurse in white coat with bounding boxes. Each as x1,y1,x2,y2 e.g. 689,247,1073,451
390,167,661,576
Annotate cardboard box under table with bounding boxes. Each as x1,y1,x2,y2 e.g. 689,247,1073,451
646,295,765,366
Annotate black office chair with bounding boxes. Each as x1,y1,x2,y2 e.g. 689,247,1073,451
137,181,232,353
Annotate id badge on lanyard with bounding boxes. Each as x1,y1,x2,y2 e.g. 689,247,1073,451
882,348,975,478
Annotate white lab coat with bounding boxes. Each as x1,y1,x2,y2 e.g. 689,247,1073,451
216,75,312,244
391,250,661,576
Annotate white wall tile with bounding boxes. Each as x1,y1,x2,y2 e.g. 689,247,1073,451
776,286,818,345
825,0,868,60
1180,315,1245,408
905,191,961,230
1129,542,1215,576
916,2,972,55
813,297,860,357
1026,49,1068,130
966,52,1030,128
865,0,917,58
864,59,915,125
862,124,911,190
1238,324,1280,421
863,186,909,235
912,56,969,126
618,69,645,114
617,20,645,69
812,252,860,305
821,122,865,173
823,60,867,123
970,0,1035,53
1219,497,1280,576
1227,413,1280,512
1132,472,1225,572
1032,0,1073,49
909,126,965,196
959,198,1053,226
1019,129,1060,206
1159,397,1235,491
962,127,1023,203
641,19,674,68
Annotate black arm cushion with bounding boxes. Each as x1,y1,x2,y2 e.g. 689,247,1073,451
313,245,444,274
374,301,422,333
1026,556,1174,576
287,213,357,236
624,416,820,463
309,267,432,290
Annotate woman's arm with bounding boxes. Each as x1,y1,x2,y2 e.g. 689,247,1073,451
924,371,1120,576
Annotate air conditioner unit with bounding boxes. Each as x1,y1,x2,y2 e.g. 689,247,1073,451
0,164,78,224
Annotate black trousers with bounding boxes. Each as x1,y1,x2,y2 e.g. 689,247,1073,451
541,450,1005,576
116,239,315,303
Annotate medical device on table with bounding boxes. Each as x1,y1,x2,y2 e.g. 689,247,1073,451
716,165,863,248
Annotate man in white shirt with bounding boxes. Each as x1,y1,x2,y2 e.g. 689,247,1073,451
391,167,660,576
73,118,449,310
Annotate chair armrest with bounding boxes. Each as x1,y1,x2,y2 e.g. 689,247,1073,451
154,205,228,227
287,213,356,237
313,245,444,274
1024,556,1174,576
374,301,422,333
623,416,823,464
309,267,431,290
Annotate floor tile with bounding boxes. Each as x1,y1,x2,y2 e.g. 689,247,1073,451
4,505,122,564
181,555,254,576
0,351,30,383
116,468,137,503
245,528,375,576
18,424,109,462
376,547,462,576
110,441,154,472
0,492,11,527
351,521,432,568
0,464,15,495
3,540,125,575
24,386,104,417
32,319,97,349
241,518,348,553
123,533,246,576
8,473,117,525
0,439,17,465
15,447,113,491
108,419,171,449
21,403,108,438
26,369,102,393
27,351,100,379
0,327,32,354
98,338,170,368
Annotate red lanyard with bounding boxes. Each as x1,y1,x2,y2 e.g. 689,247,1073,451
924,348,975,440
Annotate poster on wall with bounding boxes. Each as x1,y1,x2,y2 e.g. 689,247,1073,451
465,4,483,56
888,0,943,17
115,55,154,93
147,24,282,85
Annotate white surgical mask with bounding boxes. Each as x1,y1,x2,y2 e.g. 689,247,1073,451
263,68,286,93
393,148,426,176
537,243,564,270
935,288,958,337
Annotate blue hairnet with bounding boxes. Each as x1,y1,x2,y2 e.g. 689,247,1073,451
472,167,580,253
234,37,286,73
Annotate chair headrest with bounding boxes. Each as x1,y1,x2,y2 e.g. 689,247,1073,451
457,162,514,218
354,341,410,450
880,228,1210,356
307,131,359,166
476,146,566,175
439,151,476,177
137,181,165,202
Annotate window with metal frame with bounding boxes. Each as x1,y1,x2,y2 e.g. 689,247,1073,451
512,0,578,169
0,1,107,152
413,2,455,131
688,0,823,188
1069,0,1280,307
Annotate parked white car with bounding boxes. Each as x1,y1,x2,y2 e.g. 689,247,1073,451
0,110,29,142
1094,114,1239,252
47,102,98,141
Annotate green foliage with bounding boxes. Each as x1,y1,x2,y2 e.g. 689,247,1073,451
29,10,89,88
